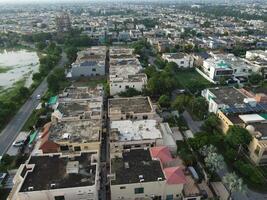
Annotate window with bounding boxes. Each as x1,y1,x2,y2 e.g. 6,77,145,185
74,146,81,151
134,187,144,194
166,195,173,200
120,186,126,189
180,61,184,64
54,196,65,200
143,115,148,120
255,146,260,156
60,145,69,151
92,68,96,71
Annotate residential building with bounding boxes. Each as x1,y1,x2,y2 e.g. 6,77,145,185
202,87,250,113
8,152,99,200
199,53,255,83
110,147,204,200
68,46,106,78
108,96,157,121
245,50,267,79
109,47,147,95
203,87,267,165
162,53,194,68
109,120,164,157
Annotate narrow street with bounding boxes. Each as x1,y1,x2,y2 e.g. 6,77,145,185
182,110,203,134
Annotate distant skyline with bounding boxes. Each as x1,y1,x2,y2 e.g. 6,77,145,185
0,0,263,3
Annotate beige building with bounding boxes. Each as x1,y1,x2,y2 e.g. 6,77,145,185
108,96,157,121
110,148,203,200
8,152,99,200
217,111,267,165
109,119,164,157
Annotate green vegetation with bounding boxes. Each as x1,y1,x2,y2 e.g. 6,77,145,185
174,69,212,94
131,39,154,66
118,88,142,97
47,68,68,95
186,116,266,190
158,95,171,108
0,41,62,132
0,67,11,73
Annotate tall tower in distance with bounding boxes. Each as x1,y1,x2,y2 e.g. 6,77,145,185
56,11,71,33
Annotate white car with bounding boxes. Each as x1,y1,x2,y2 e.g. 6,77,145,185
12,140,25,147
36,94,41,100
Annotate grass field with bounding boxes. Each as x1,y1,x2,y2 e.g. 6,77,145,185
175,69,211,87
0,66,11,73
175,69,213,93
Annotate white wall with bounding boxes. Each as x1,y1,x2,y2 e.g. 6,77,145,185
110,80,145,96
71,63,105,78
16,185,98,200
111,181,183,200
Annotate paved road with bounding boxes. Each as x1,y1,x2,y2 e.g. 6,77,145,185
182,110,203,134
0,52,68,156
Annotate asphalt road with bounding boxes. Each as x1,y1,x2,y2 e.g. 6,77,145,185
0,52,67,156
182,110,203,134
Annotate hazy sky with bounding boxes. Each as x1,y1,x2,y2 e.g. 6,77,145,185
0,0,255,3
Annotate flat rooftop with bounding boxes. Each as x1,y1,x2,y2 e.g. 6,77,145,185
20,153,97,192
111,149,165,185
108,96,153,115
251,123,267,139
110,120,162,142
56,101,102,119
209,87,247,105
49,120,101,143
60,86,103,101
109,47,134,58
163,53,187,59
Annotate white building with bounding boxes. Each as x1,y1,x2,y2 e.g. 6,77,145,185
109,47,147,96
68,46,106,78
201,87,250,113
8,152,99,200
110,120,163,156
200,53,254,83
162,53,194,68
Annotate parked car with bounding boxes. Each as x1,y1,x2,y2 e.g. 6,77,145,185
12,140,25,147
36,94,41,100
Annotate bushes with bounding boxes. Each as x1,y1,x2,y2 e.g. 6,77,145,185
158,95,171,108
118,88,142,97
234,160,265,186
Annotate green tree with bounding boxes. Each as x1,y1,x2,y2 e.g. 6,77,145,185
190,96,208,119
158,95,171,108
118,88,141,97
226,125,252,148
248,73,263,85
171,94,192,112
65,46,78,63
32,72,43,82
223,173,245,200
201,114,221,133
18,87,30,98
165,62,178,74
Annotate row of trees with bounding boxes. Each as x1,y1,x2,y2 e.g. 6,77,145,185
187,114,265,188
0,40,62,131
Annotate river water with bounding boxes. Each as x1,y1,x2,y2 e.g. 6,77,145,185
0,49,39,90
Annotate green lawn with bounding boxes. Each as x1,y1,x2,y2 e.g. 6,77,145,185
0,67,11,73
176,69,212,87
